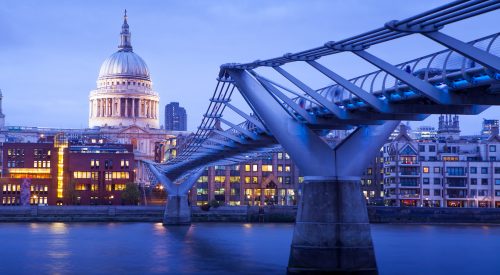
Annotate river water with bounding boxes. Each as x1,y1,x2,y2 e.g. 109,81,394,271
0,222,499,275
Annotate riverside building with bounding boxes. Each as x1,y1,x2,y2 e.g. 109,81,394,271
0,135,135,205
383,116,500,208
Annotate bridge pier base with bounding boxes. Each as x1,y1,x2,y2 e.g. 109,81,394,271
163,195,191,226
288,178,377,274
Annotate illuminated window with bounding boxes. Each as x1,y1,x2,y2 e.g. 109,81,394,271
423,167,430,173
252,164,258,172
214,176,226,183
277,153,283,160
245,165,251,172
262,165,273,172
278,176,283,183
75,184,87,191
229,176,240,183
277,165,283,172
115,184,126,191
285,165,291,172
252,177,258,184
197,176,208,183
244,177,251,184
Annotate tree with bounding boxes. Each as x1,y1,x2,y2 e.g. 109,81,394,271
121,182,140,205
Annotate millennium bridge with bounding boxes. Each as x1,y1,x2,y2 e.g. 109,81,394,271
145,0,500,273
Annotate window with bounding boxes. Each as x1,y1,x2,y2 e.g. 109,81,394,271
278,176,283,183
423,167,429,173
367,168,372,175
443,156,459,161
470,167,477,174
490,145,497,152
277,153,283,160
423,189,430,196
446,167,465,176
423,178,430,185
495,179,500,185
419,145,425,152
285,153,290,159
252,177,258,184
429,145,436,152
481,178,488,185
495,190,500,197
277,165,283,172
244,165,251,172
471,178,477,185
285,165,291,172
434,178,441,185
252,164,258,172
495,167,500,174
262,165,273,172
481,167,488,174
366,179,372,185
479,190,488,196
244,177,251,184
434,167,440,173
434,189,441,196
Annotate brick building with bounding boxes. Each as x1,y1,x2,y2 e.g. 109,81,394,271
0,135,135,206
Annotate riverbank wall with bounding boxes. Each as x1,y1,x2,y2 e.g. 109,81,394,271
1,205,500,223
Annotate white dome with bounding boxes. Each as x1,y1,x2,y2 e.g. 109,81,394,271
98,51,150,80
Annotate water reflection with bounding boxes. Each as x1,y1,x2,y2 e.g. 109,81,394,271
0,223,499,274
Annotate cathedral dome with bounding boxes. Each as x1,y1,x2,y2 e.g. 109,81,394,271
98,51,150,80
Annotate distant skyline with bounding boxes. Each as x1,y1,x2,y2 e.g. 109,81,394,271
0,0,498,134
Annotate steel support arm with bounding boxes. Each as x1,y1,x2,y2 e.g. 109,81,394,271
229,69,335,177
224,102,267,132
306,60,388,112
423,31,500,72
219,117,258,140
333,121,399,177
353,50,452,104
145,161,176,194
273,66,345,117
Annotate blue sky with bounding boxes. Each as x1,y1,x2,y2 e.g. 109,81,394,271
0,0,498,134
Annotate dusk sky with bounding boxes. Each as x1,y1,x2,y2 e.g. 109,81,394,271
0,0,498,134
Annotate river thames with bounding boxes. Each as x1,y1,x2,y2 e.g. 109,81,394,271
1,223,499,275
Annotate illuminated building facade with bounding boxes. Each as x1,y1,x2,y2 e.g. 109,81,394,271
188,151,301,206
0,138,135,205
383,123,500,208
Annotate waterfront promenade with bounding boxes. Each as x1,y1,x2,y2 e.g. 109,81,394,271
2,205,500,223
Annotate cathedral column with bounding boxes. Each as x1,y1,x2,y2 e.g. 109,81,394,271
109,98,112,117
101,99,105,117
117,97,121,116
132,98,135,117
125,98,129,117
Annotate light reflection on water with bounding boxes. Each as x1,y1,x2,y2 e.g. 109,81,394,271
0,223,499,274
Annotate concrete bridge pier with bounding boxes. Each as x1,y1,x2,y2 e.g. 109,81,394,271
164,194,191,225
288,177,377,274
228,69,399,274
145,162,203,225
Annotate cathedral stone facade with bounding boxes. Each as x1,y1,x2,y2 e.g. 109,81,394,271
89,11,160,129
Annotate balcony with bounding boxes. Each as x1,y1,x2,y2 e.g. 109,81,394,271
400,162,419,166
445,172,467,177
399,183,420,188
399,172,420,177
446,194,468,199
399,194,420,199
446,183,467,188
